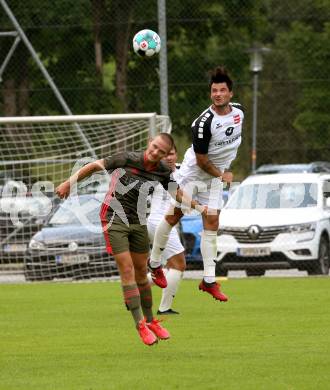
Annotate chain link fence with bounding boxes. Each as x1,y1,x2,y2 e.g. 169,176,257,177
0,0,329,279
1,1,329,172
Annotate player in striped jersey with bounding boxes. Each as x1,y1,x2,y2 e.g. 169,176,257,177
56,133,206,345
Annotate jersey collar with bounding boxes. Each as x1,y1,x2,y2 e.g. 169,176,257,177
211,104,232,116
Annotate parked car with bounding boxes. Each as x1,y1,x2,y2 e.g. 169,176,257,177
0,173,109,271
0,195,51,267
216,173,330,276
255,161,330,175
24,193,117,281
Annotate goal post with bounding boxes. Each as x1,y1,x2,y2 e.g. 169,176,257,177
0,113,170,183
0,113,171,282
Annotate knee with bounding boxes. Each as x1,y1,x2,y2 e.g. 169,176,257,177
203,216,219,231
180,261,186,272
119,263,135,281
167,255,186,272
134,264,148,281
165,213,181,226
175,259,186,272
173,263,186,272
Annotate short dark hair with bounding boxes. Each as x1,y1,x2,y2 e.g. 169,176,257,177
209,66,233,91
157,132,175,150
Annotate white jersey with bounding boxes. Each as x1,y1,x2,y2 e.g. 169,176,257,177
147,169,184,262
176,103,244,182
148,169,179,224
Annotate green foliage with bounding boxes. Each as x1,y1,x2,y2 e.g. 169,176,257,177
0,0,329,171
274,13,330,160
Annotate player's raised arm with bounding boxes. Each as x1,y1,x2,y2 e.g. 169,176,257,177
56,159,105,199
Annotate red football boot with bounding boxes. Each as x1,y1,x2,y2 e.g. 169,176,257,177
147,318,170,340
198,280,228,302
148,261,167,288
137,319,158,346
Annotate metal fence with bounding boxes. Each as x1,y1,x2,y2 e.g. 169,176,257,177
1,1,329,175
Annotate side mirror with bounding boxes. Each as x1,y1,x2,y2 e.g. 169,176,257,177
326,197,330,208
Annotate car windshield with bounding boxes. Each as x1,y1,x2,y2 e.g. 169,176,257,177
49,196,102,225
226,182,318,209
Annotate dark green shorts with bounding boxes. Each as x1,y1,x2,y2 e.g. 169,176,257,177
102,220,150,255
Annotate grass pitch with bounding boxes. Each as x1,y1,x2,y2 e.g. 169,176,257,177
1,277,330,390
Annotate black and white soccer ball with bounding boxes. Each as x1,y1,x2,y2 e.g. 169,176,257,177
133,29,161,57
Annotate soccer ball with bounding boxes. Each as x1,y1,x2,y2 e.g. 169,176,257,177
133,29,161,57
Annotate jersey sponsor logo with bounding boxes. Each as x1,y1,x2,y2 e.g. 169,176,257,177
215,133,241,147
216,123,223,129
233,114,240,124
225,126,234,136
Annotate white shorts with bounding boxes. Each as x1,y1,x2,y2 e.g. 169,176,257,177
147,220,184,265
173,175,224,211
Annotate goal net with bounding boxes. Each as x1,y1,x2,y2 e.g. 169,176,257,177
0,113,171,282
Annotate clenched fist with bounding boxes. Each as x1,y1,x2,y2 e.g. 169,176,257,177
222,170,233,183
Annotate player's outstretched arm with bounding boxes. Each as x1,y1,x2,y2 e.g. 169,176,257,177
56,159,106,199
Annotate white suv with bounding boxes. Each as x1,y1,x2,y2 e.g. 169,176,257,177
217,173,330,276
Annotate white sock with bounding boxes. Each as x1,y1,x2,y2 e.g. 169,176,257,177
158,268,183,312
201,230,218,283
149,219,173,268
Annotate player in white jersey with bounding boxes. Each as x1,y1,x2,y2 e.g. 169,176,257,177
149,66,244,301
147,146,185,314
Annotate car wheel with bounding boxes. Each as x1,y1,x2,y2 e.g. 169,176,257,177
246,269,265,277
307,236,330,275
215,262,228,277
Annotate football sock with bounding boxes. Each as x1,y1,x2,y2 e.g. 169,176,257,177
158,268,183,312
122,284,143,326
149,219,173,268
137,281,153,323
201,229,218,284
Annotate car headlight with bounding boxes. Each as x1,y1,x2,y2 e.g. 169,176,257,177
29,239,46,250
287,222,316,233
